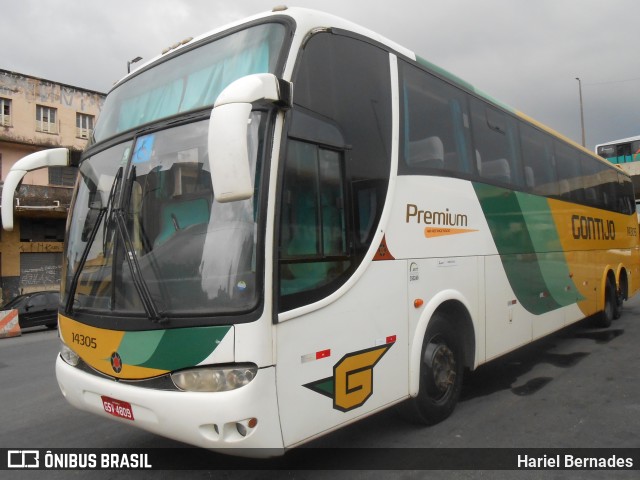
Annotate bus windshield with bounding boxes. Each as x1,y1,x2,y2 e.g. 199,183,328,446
63,113,266,320
93,22,286,142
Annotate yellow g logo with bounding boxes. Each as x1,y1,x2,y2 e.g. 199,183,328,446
304,343,393,412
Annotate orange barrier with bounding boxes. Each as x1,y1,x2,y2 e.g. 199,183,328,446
0,309,21,338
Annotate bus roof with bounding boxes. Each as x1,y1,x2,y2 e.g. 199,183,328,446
116,6,604,163
117,6,415,88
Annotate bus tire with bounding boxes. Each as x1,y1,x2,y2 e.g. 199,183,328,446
411,312,464,425
613,281,624,320
594,278,615,328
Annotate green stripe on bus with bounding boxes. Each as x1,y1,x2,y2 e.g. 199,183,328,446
516,193,584,308
473,183,580,314
116,330,165,365
415,56,475,91
118,325,232,371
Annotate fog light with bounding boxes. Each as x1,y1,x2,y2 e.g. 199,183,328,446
171,364,258,392
236,418,258,437
60,342,80,366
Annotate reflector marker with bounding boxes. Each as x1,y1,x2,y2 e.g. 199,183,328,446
375,335,397,346
301,349,331,363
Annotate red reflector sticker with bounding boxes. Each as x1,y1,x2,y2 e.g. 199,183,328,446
316,349,331,360
101,395,134,421
386,335,397,344
301,349,332,363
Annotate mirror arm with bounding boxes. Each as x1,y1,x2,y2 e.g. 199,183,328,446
274,78,293,109
213,73,292,109
1,148,75,231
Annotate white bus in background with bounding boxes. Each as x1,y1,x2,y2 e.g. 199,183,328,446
596,135,640,221
2,7,638,456
596,135,640,165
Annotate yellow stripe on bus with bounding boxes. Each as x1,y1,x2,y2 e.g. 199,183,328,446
59,315,168,378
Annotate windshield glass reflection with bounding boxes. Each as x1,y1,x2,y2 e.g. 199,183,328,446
63,116,264,318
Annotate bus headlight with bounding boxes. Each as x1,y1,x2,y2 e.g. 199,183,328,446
60,342,80,366
171,364,258,392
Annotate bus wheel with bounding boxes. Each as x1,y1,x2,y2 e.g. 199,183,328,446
613,283,624,320
594,278,615,328
412,313,464,425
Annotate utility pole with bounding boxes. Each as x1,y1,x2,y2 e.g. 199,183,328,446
575,77,586,147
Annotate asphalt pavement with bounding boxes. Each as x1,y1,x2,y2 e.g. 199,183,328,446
1,295,639,479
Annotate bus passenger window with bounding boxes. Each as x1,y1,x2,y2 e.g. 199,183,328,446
581,155,603,207
520,122,558,196
617,143,632,163
597,144,616,162
598,164,619,211
399,61,473,177
469,99,522,187
618,173,634,215
555,141,584,203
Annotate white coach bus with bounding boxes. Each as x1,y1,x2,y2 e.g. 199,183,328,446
2,7,638,455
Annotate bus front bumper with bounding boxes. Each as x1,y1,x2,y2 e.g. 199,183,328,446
55,355,284,456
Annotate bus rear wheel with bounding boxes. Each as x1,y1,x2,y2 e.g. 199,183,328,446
411,313,464,425
613,279,625,320
594,278,615,328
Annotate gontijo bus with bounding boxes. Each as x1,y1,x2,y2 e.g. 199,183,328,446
2,7,638,455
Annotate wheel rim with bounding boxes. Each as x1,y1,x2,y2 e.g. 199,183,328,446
423,338,457,402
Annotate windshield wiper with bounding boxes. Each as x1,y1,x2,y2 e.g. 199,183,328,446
65,166,166,323
64,167,123,315
112,208,166,323
113,165,167,323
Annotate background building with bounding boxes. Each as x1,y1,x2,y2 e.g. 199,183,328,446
0,69,105,304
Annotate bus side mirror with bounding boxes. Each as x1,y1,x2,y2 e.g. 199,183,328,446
208,73,291,203
1,148,77,231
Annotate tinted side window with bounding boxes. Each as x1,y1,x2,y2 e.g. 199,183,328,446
519,122,558,196
580,155,618,211
581,155,604,207
598,162,620,212
470,99,522,187
618,143,632,163
618,173,635,215
292,33,392,183
280,140,349,297
555,141,584,203
279,33,392,313
47,292,60,306
399,61,473,176
29,294,47,307
597,144,616,162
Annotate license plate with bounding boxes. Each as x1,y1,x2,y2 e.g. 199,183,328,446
101,395,135,421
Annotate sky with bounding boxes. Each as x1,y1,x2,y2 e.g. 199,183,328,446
4,0,639,150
